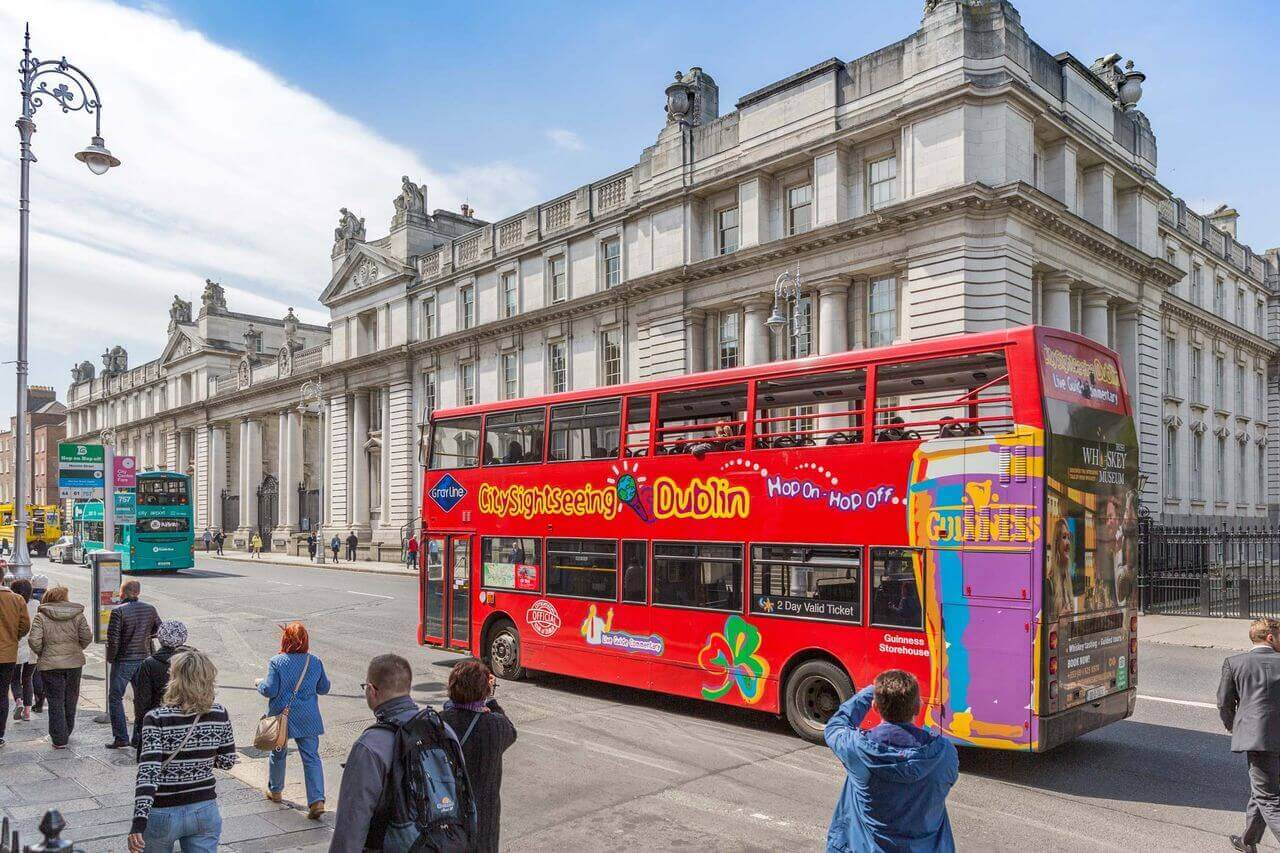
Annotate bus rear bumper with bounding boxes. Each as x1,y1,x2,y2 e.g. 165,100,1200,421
1038,687,1136,752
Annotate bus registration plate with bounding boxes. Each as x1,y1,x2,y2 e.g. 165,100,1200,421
1085,686,1107,702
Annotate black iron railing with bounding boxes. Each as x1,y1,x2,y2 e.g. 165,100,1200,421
1138,519,1280,618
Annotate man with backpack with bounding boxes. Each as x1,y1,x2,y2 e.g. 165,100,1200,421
331,654,476,853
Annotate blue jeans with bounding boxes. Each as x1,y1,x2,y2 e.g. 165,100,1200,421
268,735,324,805
142,799,222,852
109,659,143,743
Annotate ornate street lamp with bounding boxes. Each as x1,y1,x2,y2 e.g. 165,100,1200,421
9,27,120,580
766,263,803,341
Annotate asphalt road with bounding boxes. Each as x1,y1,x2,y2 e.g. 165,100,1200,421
31,555,1266,851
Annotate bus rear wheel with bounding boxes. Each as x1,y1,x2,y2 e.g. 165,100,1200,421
784,660,852,744
487,622,525,681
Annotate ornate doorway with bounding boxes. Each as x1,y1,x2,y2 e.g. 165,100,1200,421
256,474,279,551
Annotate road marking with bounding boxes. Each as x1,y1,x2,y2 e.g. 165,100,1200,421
346,590,393,599
1137,693,1216,709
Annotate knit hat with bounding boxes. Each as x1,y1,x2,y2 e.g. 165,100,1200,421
157,620,188,649
31,574,49,591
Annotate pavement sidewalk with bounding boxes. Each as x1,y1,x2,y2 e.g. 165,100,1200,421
1139,613,1253,651
0,689,333,851
199,549,412,577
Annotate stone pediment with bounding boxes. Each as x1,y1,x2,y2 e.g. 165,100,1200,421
320,243,413,306
159,326,202,367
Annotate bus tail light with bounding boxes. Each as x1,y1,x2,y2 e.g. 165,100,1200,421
1129,615,1138,633
1049,680,1058,702
1048,629,1058,651
1129,638,1137,655
1048,656,1058,675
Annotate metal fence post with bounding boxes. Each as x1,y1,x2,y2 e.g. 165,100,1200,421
1200,573,1212,617
1240,575,1252,620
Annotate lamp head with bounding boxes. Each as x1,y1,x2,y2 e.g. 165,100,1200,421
765,304,787,334
75,136,120,175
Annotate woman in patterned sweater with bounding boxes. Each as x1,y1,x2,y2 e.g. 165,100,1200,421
128,649,236,853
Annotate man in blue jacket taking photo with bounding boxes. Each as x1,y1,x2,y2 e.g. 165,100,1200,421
824,669,959,852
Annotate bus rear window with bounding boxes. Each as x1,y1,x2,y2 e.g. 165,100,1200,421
430,416,481,469
138,477,189,506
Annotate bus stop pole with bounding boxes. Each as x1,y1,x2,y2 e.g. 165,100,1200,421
95,445,116,724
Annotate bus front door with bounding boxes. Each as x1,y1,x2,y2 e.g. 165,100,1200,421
422,533,473,652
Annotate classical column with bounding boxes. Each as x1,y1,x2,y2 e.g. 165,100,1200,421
351,391,371,536
379,388,392,540
177,429,192,476
209,424,226,532
1041,271,1074,331
276,410,297,538
817,281,850,355
238,418,263,541
743,299,771,366
1082,290,1111,345
1114,303,1139,397
684,309,707,374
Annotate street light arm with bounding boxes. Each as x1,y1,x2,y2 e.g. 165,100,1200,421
24,58,105,134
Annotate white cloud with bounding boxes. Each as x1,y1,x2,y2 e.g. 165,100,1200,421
546,128,585,152
0,0,542,423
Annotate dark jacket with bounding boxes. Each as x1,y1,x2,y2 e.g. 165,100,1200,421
106,597,161,663
1218,645,1280,752
331,695,425,852
824,687,959,853
132,645,188,723
440,699,518,853
346,534,358,549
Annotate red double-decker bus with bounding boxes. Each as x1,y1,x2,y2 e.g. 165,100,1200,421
419,325,1139,749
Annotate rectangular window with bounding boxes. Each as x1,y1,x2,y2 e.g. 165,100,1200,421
756,368,866,448
1164,337,1176,396
1165,426,1178,498
1260,447,1267,505
624,395,651,457
1214,279,1224,315
1190,348,1202,403
501,352,519,400
750,544,861,623
369,389,383,432
787,184,812,236
622,541,647,604
1238,289,1246,327
547,539,617,601
602,239,621,288
652,542,743,611
1215,356,1225,409
548,341,568,393
420,296,436,340
789,294,813,359
1217,436,1227,502
549,256,567,304
656,383,747,454
868,276,897,348
421,372,437,428
549,399,621,461
869,155,898,210
1191,266,1202,306
483,407,544,467
1240,443,1248,503
481,537,542,592
1257,373,1265,420
601,329,622,386
1236,362,1245,413
428,415,480,469
716,207,739,255
1258,299,1266,336
718,311,741,369
461,284,475,330
872,350,1012,440
460,362,475,406
501,271,518,319
869,547,923,630
1191,432,1204,501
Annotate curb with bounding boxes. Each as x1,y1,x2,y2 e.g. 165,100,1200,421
197,553,413,578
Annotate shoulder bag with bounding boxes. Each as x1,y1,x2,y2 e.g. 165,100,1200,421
254,655,310,751
157,713,202,775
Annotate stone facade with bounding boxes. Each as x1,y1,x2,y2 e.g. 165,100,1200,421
0,387,65,506
62,0,1280,548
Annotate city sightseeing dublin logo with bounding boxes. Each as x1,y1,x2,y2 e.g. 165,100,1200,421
607,460,654,523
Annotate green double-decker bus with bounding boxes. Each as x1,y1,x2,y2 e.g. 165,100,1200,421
72,471,195,571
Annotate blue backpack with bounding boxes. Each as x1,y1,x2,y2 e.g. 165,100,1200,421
368,707,477,853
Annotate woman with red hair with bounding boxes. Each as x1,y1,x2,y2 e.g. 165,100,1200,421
255,621,330,819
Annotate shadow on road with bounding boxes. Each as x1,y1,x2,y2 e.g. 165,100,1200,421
163,569,245,579
961,719,1244,812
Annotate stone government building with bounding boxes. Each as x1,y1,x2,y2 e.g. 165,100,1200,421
62,0,1279,556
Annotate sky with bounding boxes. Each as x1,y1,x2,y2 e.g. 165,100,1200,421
0,0,1277,426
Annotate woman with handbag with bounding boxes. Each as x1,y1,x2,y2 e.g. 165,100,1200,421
128,650,236,853
255,621,330,819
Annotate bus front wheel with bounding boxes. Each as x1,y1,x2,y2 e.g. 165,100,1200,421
784,659,852,744
487,622,525,681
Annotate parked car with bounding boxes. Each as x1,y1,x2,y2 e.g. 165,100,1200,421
47,535,75,564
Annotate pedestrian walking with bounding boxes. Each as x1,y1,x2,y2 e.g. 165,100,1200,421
1219,618,1280,852
307,532,317,561
330,534,341,562
406,536,419,571
824,669,959,853
440,659,517,852
128,649,236,853
331,653,475,852
131,620,192,755
28,575,48,713
215,529,225,556
256,621,330,819
250,532,263,558
345,530,358,562
0,576,31,747
202,529,213,552
106,580,162,749
9,579,38,724
27,585,91,749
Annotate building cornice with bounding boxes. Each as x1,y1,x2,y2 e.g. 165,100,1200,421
1161,298,1277,356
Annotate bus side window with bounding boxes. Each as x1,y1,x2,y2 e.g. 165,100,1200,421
652,542,743,611
622,540,647,603
872,351,1012,441
624,397,651,457
429,416,482,469
755,369,866,449
750,544,861,623
656,384,747,455
869,547,923,630
549,400,621,461
483,407,545,466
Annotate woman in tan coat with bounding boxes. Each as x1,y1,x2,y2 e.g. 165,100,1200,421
28,586,92,749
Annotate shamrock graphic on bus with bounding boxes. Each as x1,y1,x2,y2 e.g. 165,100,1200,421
698,615,770,705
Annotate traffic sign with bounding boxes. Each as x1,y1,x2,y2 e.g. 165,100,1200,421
113,490,136,524
113,455,136,489
58,443,106,500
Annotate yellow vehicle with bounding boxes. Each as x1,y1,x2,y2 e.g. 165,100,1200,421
0,504,63,557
